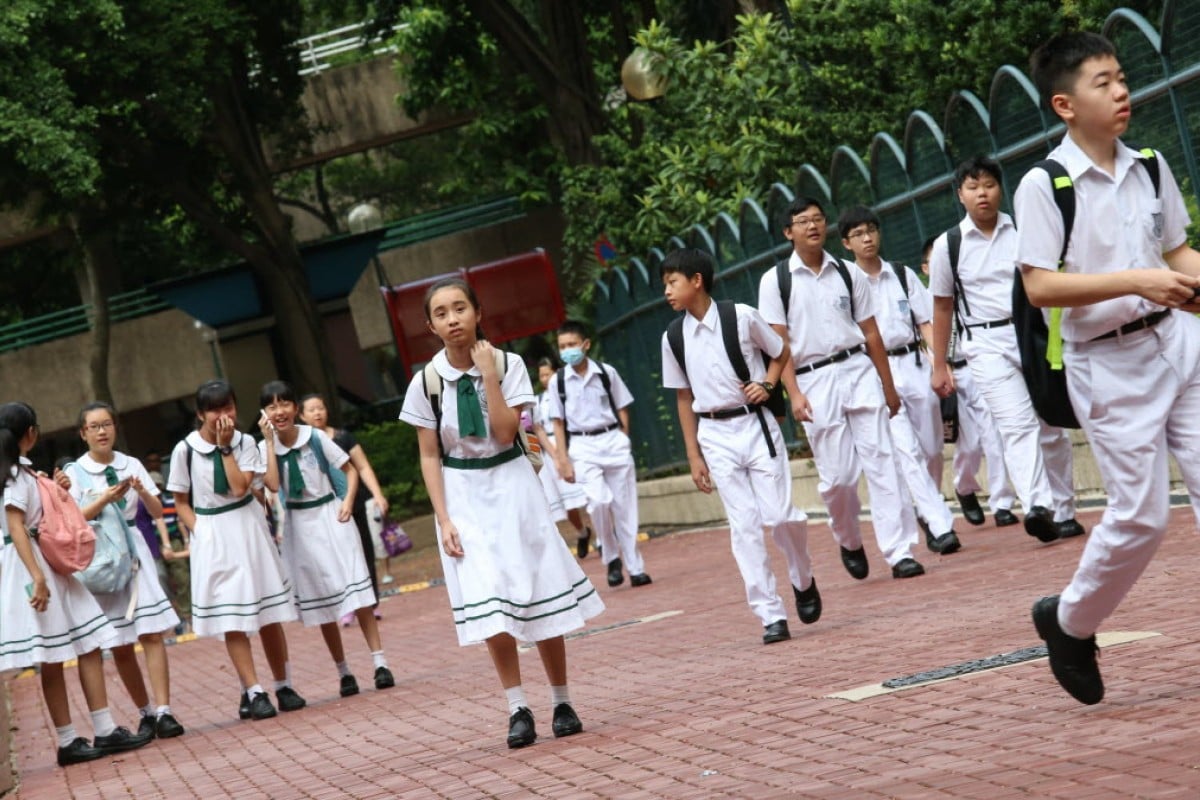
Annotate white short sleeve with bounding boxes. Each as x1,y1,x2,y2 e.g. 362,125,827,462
501,352,536,409
927,232,955,298
166,441,191,494
661,330,688,390
744,304,784,358
233,432,262,475
757,267,788,326
905,267,933,324
1013,166,1065,272
314,429,350,470
849,264,876,324
399,369,438,430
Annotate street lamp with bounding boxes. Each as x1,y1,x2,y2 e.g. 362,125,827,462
347,201,384,234
193,319,223,379
620,47,667,101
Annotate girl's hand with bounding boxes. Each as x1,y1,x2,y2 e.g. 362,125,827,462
471,340,497,377
216,414,236,447
53,469,71,490
29,576,50,612
373,494,390,517
258,410,275,443
128,476,146,495
440,519,464,557
337,498,354,524
104,480,130,506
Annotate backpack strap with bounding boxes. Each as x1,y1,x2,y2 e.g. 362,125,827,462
775,260,792,319
422,361,446,459
1135,146,1161,196
492,348,532,462
555,366,569,448
716,300,777,457
307,429,336,492
666,317,687,379
891,264,923,365
945,226,972,340
832,258,856,321
1032,158,1076,370
593,361,621,423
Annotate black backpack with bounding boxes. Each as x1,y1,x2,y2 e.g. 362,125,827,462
1010,152,1160,430
665,300,781,457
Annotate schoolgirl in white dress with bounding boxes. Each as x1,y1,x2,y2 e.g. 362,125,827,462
400,278,603,750
0,402,150,766
168,380,305,721
532,358,593,558
67,402,184,739
258,380,394,698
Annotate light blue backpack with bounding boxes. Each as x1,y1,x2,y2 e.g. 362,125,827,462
66,463,139,595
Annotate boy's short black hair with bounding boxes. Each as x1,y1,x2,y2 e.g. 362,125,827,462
779,197,826,231
1030,31,1117,109
954,156,1003,190
558,320,589,340
837,206,881,238
660,248,714,293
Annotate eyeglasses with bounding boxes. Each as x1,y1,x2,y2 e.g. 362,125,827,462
846,224,879,240
84,421,115,433
790,215,826,229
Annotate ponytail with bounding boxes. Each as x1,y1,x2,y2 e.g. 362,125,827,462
0,429,17,487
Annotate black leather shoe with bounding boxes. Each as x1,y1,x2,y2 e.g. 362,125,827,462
1032,595,1103,705
137,714,157,740
340,674,360,697
506,707,537,748
1056,518,1086,539
552,703,583,738
1024,506,1059,543
916,516,933,540
629,573,652,587
238,692,252,720
891,558,926,579
762,619,791,644
57,737,102,767
93,726,153,756
956,492,986,525
155,713,185,739
994,508,1020,527
793,580,822,625
276,686,306,712
606,557,624,587
839,546,869,580
576,531,591,559
248,692,277,720
926,531,961,555
374,666,395,690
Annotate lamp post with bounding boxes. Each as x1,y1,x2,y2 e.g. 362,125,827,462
193,319,223,379
348,201,406,395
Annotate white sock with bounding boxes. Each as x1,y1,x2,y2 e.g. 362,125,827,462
156,705,171,718
371,650,388,670
504,685,527,716
336,661,352,678
90,708,116,738
273,662,292,691
56,724,77,748
550,685,571,707
139,703,155,718
246,683,265,698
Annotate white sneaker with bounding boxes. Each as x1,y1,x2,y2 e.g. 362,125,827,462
381,574,395,585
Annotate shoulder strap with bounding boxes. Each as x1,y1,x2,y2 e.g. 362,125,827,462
832,258,856,320
594,361,621,421
775,260,792,318
892,264,923,364
893,261,909,295
422,362,445,458
308,429,334,486
944,226,972,338
666,317,687,379
1134,146,1161,197
716,300,751,382
1033,159,1075,268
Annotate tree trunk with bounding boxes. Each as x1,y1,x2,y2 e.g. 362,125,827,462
69,204,120,407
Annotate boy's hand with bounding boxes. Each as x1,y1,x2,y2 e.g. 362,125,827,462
884,386,902,418
791,392,813,423
1134,269,1200,307
689,456,713,494
742,381,769,405
557,456,575,483
931,362,956,398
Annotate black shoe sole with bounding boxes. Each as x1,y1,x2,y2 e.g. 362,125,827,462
1025,515,1060,543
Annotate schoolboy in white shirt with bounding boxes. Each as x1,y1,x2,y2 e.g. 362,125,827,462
660,248,821,645
929,157,1083,543
1017,31,1200,704
758,197,925,580
548,321,651,589
839,206,961,555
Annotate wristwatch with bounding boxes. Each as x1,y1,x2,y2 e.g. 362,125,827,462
218,445,233,456
760,381,775,393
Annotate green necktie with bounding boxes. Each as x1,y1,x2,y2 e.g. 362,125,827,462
210,449,230,495
279,449,305,499
457,377,487,438
103,466,127,510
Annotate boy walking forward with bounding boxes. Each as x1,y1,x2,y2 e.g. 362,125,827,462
1017,31,1200,704
660,249,821,645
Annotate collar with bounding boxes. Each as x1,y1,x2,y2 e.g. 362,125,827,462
684,300,720,337
273,424,312,455
1057,133,1142,185
564,359,601,382
788,249,842,276
76,451,129,474
433,349,481,382
18,456,31,466
960,211,1015,240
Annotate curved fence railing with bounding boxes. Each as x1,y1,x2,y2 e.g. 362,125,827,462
594,1,1200,474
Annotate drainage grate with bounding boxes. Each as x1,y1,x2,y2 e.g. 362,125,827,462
882,645,1047,688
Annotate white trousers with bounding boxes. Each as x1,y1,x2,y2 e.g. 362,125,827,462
951,364,1016,510
568,428,645,575
699,412,813,626
799,355,917,566
961,325,1076,520
1058,314,1200,637
890,353,955,533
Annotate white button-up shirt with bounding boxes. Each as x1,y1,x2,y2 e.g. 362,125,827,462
928,212,1020,325
545,359,634,431
863,261,931,350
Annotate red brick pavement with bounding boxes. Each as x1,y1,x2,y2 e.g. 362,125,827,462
7,506,1200,799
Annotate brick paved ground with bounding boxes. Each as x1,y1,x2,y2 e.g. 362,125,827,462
7,505,1200,799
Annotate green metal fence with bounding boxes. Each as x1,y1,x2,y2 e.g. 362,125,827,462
594,1,1200,474
0,289,170,355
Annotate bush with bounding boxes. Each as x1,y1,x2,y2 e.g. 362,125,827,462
353,420,431,520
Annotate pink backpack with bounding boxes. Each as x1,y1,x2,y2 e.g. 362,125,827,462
31,471,96,575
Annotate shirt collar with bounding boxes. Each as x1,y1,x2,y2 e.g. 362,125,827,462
961,211,1015,239
788,249,841,276
77,452,128,474
433,349,480,382
1058,133,1141,185
564,359,600,382
274,424,312,455
684,300,719,337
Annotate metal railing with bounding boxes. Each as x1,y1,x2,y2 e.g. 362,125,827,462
0,289,170,354
296,21,407,76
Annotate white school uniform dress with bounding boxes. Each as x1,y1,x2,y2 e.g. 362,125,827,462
864,261,956,535
167,431,297,639
758,250,918,567
949,332,1015,511
260,426,375,625
66,453,179,642
929,213,1076,522
1016,137,1200,638
661,302,814,627
0,459,118,668
534,392,588,522
400,349,604,646
546,359,645,575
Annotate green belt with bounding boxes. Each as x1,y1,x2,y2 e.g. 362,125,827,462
286,492,335,510
442,445,522,470
194,494,255,516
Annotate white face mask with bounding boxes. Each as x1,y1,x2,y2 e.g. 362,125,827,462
560,347,585,366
